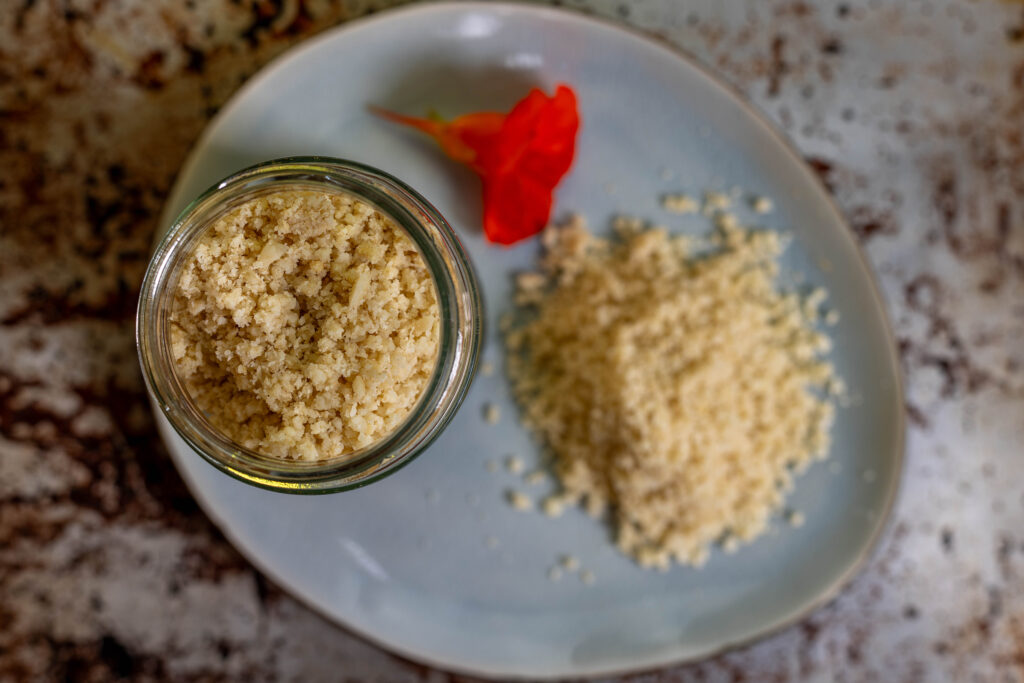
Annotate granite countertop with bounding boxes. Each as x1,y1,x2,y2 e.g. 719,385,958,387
2,0,1022,680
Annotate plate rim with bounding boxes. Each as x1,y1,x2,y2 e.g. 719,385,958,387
153,2,907,678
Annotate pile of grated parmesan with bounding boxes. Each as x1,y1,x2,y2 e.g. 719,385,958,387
505,214,836,569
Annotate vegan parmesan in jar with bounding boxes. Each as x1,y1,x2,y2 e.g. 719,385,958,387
505,213,837,569
169,189,440,462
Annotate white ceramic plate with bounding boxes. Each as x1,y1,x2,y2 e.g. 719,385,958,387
152,3,904,678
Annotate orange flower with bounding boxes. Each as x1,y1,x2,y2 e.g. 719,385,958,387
371,85,580,245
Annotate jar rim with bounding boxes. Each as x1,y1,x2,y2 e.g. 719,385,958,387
136,157,482,493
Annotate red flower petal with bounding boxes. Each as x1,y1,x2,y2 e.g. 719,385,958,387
481,172,555,245
370,84,579,245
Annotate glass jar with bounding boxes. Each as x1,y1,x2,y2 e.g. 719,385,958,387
137,157,482,493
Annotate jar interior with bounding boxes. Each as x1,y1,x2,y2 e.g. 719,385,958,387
137,159,481,492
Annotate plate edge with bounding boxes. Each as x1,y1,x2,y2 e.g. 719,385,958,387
151,2,908,679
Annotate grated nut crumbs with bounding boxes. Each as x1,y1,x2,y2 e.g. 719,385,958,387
661,193,699,214
702,191,731,215
507,490,533,511
169,190,439,461
752,196,774,214
559,555,580,571
505,213,837,568
541,496,565,518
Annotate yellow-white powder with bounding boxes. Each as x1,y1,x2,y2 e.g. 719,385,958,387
170,190,439,461
506,214,836,569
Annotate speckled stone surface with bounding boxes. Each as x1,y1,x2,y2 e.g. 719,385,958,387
2,0,1023,680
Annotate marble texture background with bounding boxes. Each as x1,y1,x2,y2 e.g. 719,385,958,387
1,0,1023,680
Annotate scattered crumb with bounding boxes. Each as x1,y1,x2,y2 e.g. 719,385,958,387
702,190,731,215
559,555,580,572
613,215,645,237
485,459,498,473
481,361,495,377
580,570,595,585
541,496,565,518
483,403,501,425
752,196,774,214
547,566,563,581
818,257,834,273
787,510,806,528
714,211,740,231
505,455,524,474
507,490,533,511
661,193,699,214
722,535,741,554
525,470,547,485
584,494,605,519
485,535,499,549
824,309,840,326
803,287,828,320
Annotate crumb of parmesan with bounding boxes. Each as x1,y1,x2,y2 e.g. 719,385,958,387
722,535,741,554
661,193,699,214
507,490,532,511
541,496,565,518
752,196,774,214
702,191,731,215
